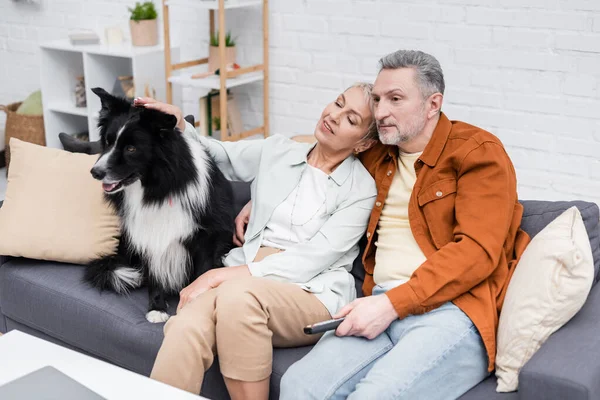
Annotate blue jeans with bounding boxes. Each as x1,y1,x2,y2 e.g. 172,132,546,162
280,282,489,400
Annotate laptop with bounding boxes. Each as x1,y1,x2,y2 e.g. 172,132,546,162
0,366,106,399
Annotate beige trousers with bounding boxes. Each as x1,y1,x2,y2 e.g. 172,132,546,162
150,266,331,394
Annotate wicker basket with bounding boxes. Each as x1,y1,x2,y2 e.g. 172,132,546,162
1,102,45,169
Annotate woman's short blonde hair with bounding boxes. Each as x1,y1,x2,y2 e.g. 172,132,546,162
345,82,378,141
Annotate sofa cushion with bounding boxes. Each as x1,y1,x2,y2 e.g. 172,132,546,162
519,200,600,283
0,257,318,400
458,375,517,400
0,258,168,375
0,138,120,264
495,206,594,392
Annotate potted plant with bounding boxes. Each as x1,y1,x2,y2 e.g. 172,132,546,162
212,116,222,140
208,30,236,72
128,2,158,47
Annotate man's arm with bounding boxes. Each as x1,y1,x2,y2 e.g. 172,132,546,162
386,141,518,319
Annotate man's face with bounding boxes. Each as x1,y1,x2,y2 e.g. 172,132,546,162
372,68,428,146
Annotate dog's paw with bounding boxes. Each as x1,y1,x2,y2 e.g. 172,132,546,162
146,310,170,323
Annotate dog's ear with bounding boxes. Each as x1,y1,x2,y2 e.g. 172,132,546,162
91,87,131,114
139,108,178,135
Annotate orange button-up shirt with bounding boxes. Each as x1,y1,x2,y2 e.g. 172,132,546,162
359,113,531,372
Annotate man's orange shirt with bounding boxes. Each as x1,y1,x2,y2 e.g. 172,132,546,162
359,113,531,372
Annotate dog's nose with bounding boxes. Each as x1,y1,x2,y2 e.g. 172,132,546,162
90,167,106,180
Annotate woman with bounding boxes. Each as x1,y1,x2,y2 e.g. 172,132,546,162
137,82,378,400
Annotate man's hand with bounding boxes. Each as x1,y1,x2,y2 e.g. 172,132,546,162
177,265,251,312
333,294,399,339
233,200,252,247
133,97,186,132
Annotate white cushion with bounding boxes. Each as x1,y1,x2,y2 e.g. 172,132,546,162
495,206,594,392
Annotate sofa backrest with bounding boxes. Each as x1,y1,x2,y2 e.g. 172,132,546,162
230,181,251,217
519,200,600,283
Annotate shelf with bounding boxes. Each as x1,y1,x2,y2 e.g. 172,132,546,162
47,102,88,117
165,0,262,10
168,71,264,90
40,40,165,58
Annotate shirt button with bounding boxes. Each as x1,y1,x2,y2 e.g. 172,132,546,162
386,170,392,176
366,232,371,238
375,201,382,207
436,191,443,197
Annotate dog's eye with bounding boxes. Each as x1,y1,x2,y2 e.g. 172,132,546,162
126,145,136,153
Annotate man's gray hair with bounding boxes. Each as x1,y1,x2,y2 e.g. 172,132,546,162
345,82,378,140
378,50,445,98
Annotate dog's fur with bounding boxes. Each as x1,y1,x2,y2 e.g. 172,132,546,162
86,87,234,323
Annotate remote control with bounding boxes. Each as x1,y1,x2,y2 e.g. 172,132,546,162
304,317,345,335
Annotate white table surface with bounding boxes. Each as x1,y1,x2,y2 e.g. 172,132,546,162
0,330,208,399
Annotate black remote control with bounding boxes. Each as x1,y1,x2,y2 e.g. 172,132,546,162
304,317,345,335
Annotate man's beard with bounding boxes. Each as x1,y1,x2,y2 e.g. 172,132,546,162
378,116,426,146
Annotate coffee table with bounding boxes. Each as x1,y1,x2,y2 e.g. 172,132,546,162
0,330,208,399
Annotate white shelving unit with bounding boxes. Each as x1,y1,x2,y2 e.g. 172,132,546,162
39,40,179,149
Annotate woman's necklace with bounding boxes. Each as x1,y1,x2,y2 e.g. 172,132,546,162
288,165,328,240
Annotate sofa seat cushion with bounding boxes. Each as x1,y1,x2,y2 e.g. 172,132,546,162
0,258,169,375
458,375,517,400
0,258,318,400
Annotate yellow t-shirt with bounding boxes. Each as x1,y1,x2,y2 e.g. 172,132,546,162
373,151,426,285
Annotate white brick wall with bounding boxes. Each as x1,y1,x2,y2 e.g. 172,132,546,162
1,0,600,204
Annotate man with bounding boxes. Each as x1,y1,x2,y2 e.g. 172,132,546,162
236,50,530,399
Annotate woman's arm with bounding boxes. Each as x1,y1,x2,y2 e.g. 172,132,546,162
135,98,267,183
182,121,265,183
247,179,377,283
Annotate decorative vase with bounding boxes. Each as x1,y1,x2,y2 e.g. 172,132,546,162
75,76,86,108
129,19,158,47
208,45,236,72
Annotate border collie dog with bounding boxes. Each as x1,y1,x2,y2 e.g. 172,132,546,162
86,87,234,323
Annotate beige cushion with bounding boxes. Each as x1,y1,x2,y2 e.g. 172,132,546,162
0,138,120,264
495,206,594,392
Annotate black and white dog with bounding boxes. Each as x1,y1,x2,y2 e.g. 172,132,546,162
86,87,234,323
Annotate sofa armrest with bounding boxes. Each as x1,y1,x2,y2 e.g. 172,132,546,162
518,282,600,400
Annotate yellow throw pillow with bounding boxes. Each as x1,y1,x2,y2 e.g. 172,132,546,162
495,206,594,392
0,138,120,264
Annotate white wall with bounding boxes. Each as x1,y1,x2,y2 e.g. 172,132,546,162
1,0,600,204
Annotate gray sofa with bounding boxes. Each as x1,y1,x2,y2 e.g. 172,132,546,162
0,182,599,400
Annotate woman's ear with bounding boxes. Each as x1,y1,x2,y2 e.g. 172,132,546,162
354,138,377,154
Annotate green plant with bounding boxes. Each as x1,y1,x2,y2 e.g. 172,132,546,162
128,2,157,21
210,30,236,47
212,116,221,131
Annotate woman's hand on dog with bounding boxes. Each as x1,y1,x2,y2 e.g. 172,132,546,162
177,265,252,311
133,97,186,132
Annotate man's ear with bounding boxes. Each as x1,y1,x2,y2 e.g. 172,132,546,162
91,87,131,114
427,93,443,119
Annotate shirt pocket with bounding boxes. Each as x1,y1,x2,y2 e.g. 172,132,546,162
417,178,457,249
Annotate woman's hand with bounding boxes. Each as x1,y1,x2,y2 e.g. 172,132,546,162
177,265,252,311
133,97,186,132
233,200,252,247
